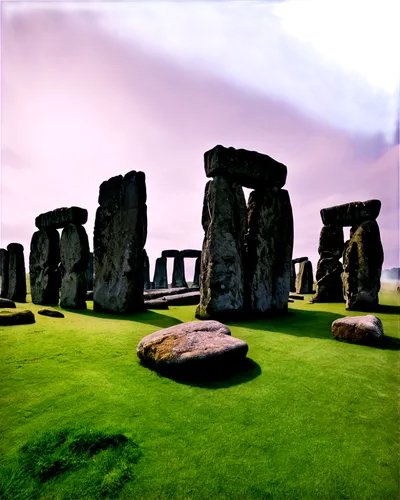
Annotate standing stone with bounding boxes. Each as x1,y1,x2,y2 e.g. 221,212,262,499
342,220,383,311
318,225,344,258
172,254,188,288
290,262,296,293
192,256,201,288
60,224,89,309
0,249,9,298
143,250,150,290
29,229,60,305
7,243,26,303
295,260,313,294
153,257,167,289
87,252,94,291
244,188,294,314
320,200,381,227
94,171,147,313
196,177,247,320
312,257,344,302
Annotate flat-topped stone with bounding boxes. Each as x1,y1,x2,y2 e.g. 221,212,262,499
161,250,180,258
320,200,381,227
204,145,287,189
137,320,248,378
180,249,201,259
35,207,88,229
331,315,383,344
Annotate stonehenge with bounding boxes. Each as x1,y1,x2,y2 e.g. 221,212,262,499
152,249,201,289
29,206,89,309
197,145,293,320
93,170,147,314
312,199,383,310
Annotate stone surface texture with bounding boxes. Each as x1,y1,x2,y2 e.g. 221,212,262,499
311,257,344,303
143,250,150,290
331,315,384,344
87,252,94,291
35,206,88,229
320,200,381,227
290,262,296,293
144,287,194,300
0,298,16,308
295,260,313,294
192,256,201,288
7,243,26,303
172,254,188,288
0,309,35,326
153,257,168,289
144,299,169,310
0,249,9,298
318,225,344,258
165,291,200,306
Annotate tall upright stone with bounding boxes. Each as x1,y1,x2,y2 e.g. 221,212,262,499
143,250,150,290
290,262,296,293
7,243,26,302
192,256,201,288
245,188,294,314
295,260,313,294
87,252,94,291
196,177,247,320
94,171,147,313
172,254,188,288
342,220,383,311
0,249,9,298
60,224,89,309
153,257,168,289
29,229,60,305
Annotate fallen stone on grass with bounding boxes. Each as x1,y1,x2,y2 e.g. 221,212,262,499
288,299,294,303
0,298,16,308
0,309,35,326
137,320,248,378
144,287,196,300
38,309,65,318
144,299,169,310
289,294,304,300
165,291,200,306
331,315,384,345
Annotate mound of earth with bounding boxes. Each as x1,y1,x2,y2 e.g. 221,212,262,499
137,320,248,378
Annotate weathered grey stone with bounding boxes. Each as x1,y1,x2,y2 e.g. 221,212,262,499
144,287,194,300
0,309,35,326
153,257,168,289
0,298,16,308
144,298,169,310
137,320,248,377
35,206,88,229
38,309,65,318
143,250,150,290
161,249,180,258
87,252,94,291
244,188,294,315
311,257,344,303
318,225,344,258
7,243,26,303
342,220,383,311
290,262,296,292
196,177,247,320
165,291,200,306
292,257,308,264
331,315,384,344
295,260,313,294
94,171,147,313
192,256,200,288
172,254,188,288
60,224,89,309
0,249,9,298
320,199,381,227
29,228,60,305
205,145,287,189
181,249,201,259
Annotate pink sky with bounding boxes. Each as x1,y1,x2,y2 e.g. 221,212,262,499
1,4,399,282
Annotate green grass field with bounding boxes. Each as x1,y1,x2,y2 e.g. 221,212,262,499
1,287,399,499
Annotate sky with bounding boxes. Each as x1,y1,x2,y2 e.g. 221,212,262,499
1,0,399,283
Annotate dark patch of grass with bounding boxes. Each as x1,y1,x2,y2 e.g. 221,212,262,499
0,428,140,499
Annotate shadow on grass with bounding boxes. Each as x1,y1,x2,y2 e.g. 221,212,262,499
230,309,400,351
377,304,400,315
153,357,262,389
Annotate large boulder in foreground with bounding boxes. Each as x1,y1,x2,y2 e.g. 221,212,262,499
0,309,35,326
204,145,287,189
331,315,384,344
320,200,381,227
137,320,248,378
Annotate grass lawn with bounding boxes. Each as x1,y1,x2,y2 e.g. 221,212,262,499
0,288,399,499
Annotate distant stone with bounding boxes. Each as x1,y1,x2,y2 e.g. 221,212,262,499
289,294,304,301
143,250,150,290
318,225,344,258
0,309,35,326
35,206,88,230
137,320,248,377
342,220,383,311
166,291,200,306
181,249,201,259
38,309,65,318
331,315,384,344
292,257,308,264
144,299,169,310
320,199,381,227
204,145,287,189
86,291,93,300
144,287,198,300
0,248,9,298
290,262,296,292
171,254,188,288
192,256,201,288
7,243,26,303
161,249,180,258
311,257,344,303
295,260,313,294
152,257,168,290
87,252,94,291
0,298,16,308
